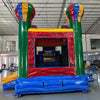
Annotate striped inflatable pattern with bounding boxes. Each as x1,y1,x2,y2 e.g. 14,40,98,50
15,2,35,23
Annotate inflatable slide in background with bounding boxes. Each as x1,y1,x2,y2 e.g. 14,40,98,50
2,73,18,90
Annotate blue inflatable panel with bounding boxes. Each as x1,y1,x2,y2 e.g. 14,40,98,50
85,73,92,77
3,81,15,90
88,77,94,82
88,67,98,71
15,75,89,97
85,73,94,82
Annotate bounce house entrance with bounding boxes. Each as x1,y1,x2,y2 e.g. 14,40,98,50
35,38,69,68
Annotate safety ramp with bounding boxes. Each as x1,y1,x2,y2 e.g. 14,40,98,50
2,73,18,90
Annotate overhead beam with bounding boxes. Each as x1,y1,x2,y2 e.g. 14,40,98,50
1,13,100,15
57,0,66,28
2,0,18,23
68,3,100,5
85,17,100,33
0,33,18,36
35,7,62,8
84,7,100,9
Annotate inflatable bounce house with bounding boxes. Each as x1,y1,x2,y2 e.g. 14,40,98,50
2,2,94,97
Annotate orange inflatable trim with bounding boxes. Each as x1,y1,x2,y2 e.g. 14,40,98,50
2,73,18,84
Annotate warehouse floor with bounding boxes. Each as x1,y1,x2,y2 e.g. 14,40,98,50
0,70,100,100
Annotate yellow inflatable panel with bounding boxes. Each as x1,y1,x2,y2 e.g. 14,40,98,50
28,28,73,32
2,73,18,84
22,2,28,21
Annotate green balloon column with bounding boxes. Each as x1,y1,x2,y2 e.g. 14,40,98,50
15,2,35,78
65,3,84,75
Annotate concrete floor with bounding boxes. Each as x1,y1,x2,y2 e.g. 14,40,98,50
0,70,100,100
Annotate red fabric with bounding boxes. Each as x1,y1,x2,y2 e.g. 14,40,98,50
35,38,66,47
15,7,20,22
29,7,35,23
64,25,67,28
69,4,75,23
33,25,37,28
28,31,76,78
28,67,75,78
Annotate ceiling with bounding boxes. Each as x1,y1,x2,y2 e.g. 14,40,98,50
0,0,100,35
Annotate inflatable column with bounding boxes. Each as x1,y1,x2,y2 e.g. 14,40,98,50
65,3,84,75
59,25,69,29
15,2,35,78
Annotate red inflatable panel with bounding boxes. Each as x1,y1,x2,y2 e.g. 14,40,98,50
28,30,76,78
69,4,75,23
35,38,66,47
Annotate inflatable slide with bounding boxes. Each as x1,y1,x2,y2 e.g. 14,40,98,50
2,73,17,90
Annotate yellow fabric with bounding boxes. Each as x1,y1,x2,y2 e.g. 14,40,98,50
65,12,70,25
2,73,18,84
59,26,61,29
85,64,89,69
95,66,99,69
28,28,73,32
44,58,55,62
78,4,83,22
22,2,28,21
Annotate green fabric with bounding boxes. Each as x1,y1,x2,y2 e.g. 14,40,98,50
65,7,72,28
72,22,84,75
27,3,33,23
72,22,80,75
18,22,31,78
71,22,84,75
19,22,28,78
78,22,84,75
61,25,64,28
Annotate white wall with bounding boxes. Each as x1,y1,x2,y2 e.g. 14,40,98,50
0,34,100,53
82,34,100,52
0,36,3,52
0,36,18,53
